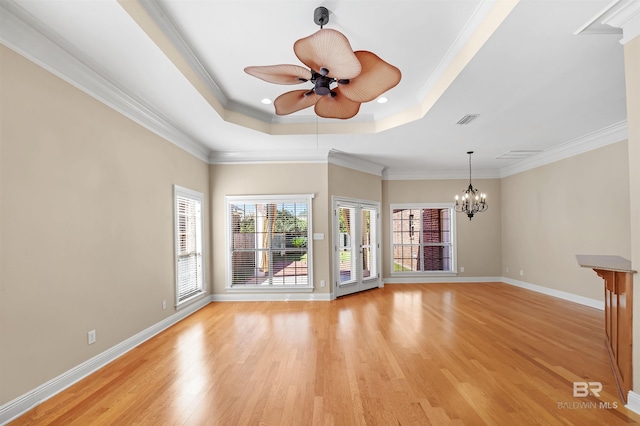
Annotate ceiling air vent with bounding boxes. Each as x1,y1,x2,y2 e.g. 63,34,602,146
456,114,479,125
496,150,543,160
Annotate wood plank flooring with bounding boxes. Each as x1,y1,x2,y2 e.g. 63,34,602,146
10,283,640,425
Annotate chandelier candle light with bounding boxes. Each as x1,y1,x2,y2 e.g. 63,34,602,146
454,151,488,220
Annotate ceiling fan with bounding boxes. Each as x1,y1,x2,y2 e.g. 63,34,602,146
244,7,401,119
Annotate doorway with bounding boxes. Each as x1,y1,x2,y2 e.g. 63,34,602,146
333,197,381,297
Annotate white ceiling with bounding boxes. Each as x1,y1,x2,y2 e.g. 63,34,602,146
0,0,629,177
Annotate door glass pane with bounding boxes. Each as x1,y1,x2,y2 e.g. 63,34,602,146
339,206,355,283
361,208,376,279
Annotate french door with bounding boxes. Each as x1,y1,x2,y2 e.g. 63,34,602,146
333,198,381,298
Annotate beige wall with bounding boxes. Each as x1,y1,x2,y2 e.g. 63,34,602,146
623,35,640,394
209,163,330,295
327,164,382,202
501,141,630,301
382,179,502,278
0,46,211,404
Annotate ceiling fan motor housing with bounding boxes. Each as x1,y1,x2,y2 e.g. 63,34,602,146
314,7,329,28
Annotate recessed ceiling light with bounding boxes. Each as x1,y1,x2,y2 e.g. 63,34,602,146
377,97,388,104
261,98,272,105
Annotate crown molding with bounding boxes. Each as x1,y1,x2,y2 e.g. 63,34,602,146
136,0,270,124
209,149,330,165
601,0,640,44
0,0,211,163
136,0,228,105
382,168,500,181
209,149,385,176
126,0,518,136
327,150,385,176
418,0,500,100
382,120,627,180
579,0,640,44
499,120,628,177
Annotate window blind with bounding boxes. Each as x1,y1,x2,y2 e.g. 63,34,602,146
227,197,311,288
175,189,204,302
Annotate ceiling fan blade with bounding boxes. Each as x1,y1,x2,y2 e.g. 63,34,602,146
338,51,401,103
244,65,312,84
294,29,361,79
274,90,319,115
314,88,360,119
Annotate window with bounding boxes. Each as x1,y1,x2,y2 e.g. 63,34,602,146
391,204,456,274
174,185,205,305
226,195,313,290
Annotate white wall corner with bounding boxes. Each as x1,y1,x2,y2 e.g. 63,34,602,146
627,390,640,415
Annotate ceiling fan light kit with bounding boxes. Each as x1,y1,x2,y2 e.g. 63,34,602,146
244,7,401,119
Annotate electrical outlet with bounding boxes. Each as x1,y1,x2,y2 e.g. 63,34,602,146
460,266,464,272
506,266,509,273
162,300,167,310
320,280,325,287
88,330,96,345
520,270,524,276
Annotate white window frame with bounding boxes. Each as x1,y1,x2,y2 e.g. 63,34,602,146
390,203,457,277
174,185,206,307
225,194,314,292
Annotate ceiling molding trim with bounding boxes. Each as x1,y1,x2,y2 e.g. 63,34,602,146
209,149,385,177
601,0,640,44
137,0,228,103
135,0,264,122
124,0,521,137
417,0,500,101
209,149,330,165
382,168,500,181
327,150,385,176
126,1,379,134
499,120,628,178
0,1,211,163
577,0,640,44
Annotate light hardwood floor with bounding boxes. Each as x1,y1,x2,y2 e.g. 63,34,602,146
10,283,640,425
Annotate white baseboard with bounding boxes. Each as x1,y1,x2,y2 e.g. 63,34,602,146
0,296,212,426
384,276,503,284
211,292,332,302
627,391,640,415
384,276,603,310
0,279,608,424
502,277,604,310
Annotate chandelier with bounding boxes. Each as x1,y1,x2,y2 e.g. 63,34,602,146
454,151,487,220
